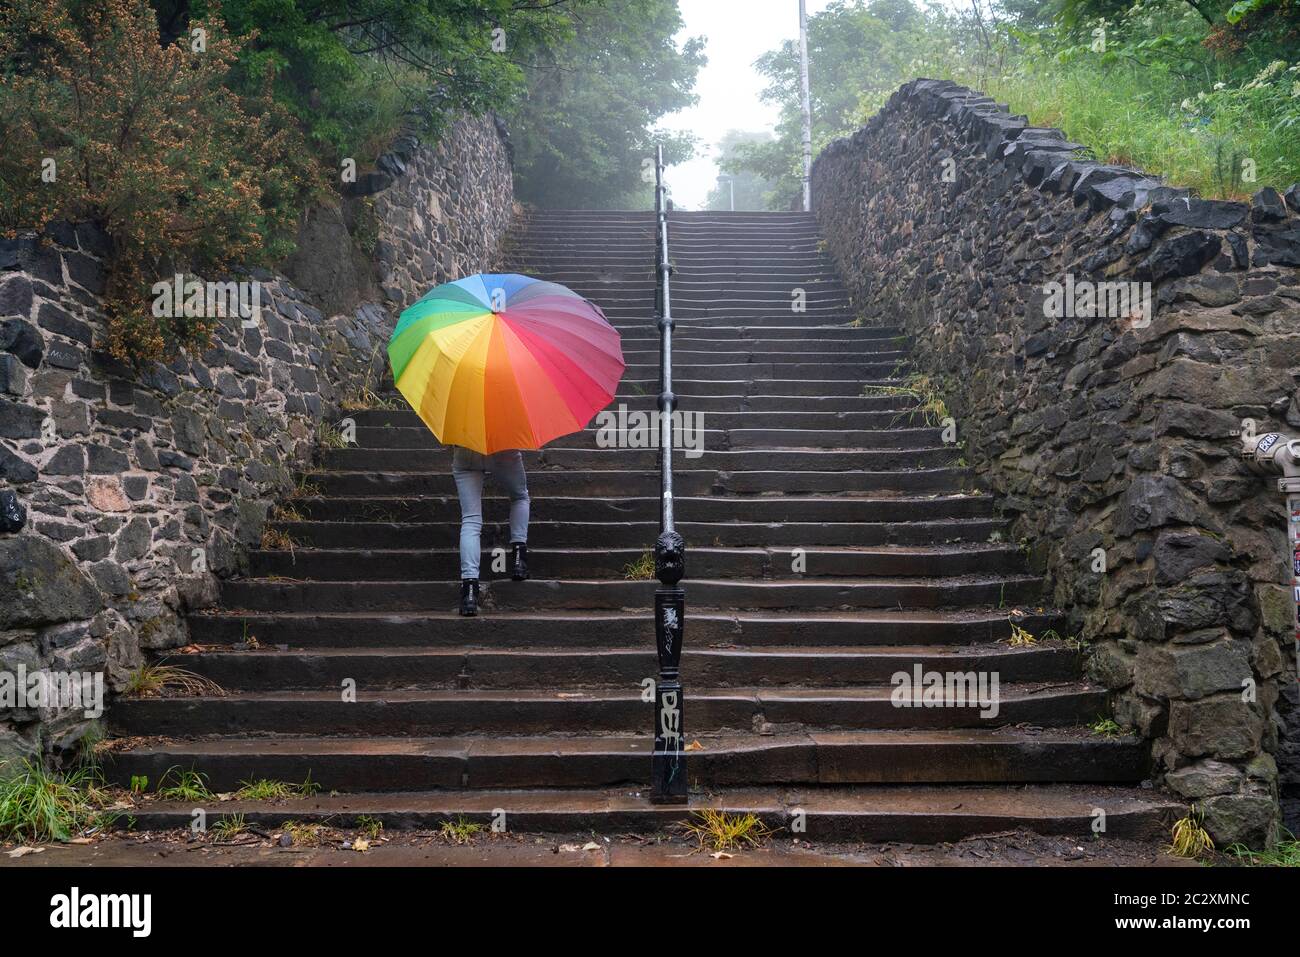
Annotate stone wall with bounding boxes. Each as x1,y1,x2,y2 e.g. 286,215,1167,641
0,112,513,766
812,78,1300,846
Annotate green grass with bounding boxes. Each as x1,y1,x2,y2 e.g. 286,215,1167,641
950,59,1300,199
622,550,656,581
439,815,483,845
0,760,116,843
677,809,777,852
233,775,319,801
212,814,249,839
1089,717,1124,737
1226,831,1300,866
156,767,214,802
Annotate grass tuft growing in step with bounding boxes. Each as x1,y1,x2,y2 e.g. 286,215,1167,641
261,528,297,552
125,664,225,699
862,372,949,426
356,815,384,840
316,421,348,450
0,760,120,843
234,774,319,801
677,809,776,853
1006,623,1037,648
282,820,326,847
1169,807,1215,859
212,814,249,839
623,550,656,581
156,767,213,802
439,815,483,845
1089,718,1124,738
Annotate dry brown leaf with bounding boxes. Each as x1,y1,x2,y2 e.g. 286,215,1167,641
684,740,705,752
6,847,42,858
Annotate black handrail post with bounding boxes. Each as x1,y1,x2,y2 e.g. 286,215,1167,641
650,145,687,804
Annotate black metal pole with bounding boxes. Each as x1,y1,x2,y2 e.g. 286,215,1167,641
650,144,687,803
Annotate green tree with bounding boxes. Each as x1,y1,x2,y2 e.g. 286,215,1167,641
0,0,319,364
505,0,705,209
731,0,952,208
707,131,776,211
155,0,586,160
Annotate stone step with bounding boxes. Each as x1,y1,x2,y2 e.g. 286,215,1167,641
101,729,1150,791
536,266,841,281
109,683,1106,737
321,446,960,473
120,784,1180,841
175,642,1081,690
248,544,1022,581
617,348,904,364
285,493,994,525
513,245,835,260
617,360,896,378
271,516,1003,549
612,377,906,396
606,340,901,356
297,467,971,498
347,408,930,431
352,426,940,452
501,275,849,292
613,317,863,330
613,324,904,340
188,608,1064,649
349,393,922,415
218,574,1044,613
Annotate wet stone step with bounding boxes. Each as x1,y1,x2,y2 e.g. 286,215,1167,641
102,730,1151,792
270,516,1006,549
187,608,1066,650
119,784,1179,842
284,493,995,524
218,574,1045,613
297,466,971,498
247,544,1023,581
321,446,961,472
175,642,1083,690
109,684,1106,737
351,426,942,452
338,405,938,431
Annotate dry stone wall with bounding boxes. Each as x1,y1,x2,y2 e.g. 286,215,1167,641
813,78,1300,845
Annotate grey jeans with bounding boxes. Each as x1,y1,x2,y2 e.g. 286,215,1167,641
451,447,529,579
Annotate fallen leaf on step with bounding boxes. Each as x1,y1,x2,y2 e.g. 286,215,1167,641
68,837,93,845
685,740,704,752
6,847,42,858
711,852,733,860
351,838,369,852
559,843,581,852
581,842,600,852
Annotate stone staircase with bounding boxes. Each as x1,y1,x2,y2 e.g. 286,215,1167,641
103,210,1180,840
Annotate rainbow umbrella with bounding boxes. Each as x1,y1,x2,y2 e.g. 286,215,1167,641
387,273,625,454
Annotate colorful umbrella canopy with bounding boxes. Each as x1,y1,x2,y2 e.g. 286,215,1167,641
387,273,625,454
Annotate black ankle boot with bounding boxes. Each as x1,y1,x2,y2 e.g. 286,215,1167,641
459,579,479,616
511,542,529,581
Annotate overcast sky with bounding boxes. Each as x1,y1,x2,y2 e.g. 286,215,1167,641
659,0,838,210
